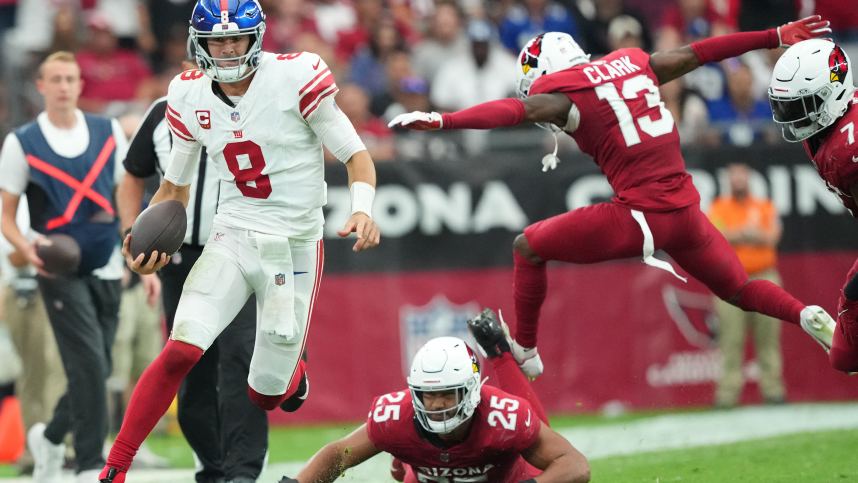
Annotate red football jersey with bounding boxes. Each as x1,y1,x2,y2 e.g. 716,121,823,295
530,47,700,212
366,385,541,483
802,94,858,216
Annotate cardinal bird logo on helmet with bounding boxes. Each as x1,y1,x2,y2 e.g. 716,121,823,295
829,46,849,83
520,34,544,74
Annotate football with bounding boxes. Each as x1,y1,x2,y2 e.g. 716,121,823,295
129,200,187,265
36,234,81,275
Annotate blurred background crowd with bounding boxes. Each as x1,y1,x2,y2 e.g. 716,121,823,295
0,0,856,163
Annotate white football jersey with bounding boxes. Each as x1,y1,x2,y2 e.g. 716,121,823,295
164,52,339,239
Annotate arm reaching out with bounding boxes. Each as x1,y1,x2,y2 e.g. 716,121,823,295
388,93,573,131
650,15,831,84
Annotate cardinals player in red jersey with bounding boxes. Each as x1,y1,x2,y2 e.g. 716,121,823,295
389,18,836,379
769,38,858,373
278,309,590,483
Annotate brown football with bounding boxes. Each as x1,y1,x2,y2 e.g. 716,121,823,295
36,234,81,275
130,200,187,265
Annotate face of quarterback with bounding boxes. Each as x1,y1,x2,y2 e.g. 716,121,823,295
207,34,251,67
421,389,460,422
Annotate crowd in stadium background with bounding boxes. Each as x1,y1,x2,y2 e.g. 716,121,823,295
0,0,855,159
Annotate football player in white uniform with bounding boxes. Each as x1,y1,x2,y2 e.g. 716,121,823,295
100,1,380,481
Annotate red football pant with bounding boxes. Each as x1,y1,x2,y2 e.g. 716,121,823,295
490,353,548,425
514,203,804,347
832,257,858,372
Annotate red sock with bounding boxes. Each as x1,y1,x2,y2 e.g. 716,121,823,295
105,340,203,474
733,279,803,325
514,251,547,348
491,352,548,425
247,359,306,410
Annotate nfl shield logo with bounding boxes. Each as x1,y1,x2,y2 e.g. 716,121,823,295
231,111,240,122
274,273,286,286
400,295,480,374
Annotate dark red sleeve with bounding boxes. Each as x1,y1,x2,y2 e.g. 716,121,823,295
690,30,779,64
440,98,526,130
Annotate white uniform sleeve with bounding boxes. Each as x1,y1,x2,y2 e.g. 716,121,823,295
307,96,367,164
163,135,202,186
110,119,128,185
0,133,29,195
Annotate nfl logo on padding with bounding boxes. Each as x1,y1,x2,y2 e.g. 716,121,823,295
274,273,286,286
400,295,480,374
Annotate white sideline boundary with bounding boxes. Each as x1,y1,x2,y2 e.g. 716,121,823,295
8,403,858,482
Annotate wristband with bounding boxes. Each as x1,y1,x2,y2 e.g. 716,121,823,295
350,181,375,217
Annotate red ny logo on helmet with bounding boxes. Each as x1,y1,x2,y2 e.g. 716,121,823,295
520,34,544,74
829,45,849,83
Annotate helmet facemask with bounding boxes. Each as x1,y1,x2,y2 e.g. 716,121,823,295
190,24,265,83
406,337,484,435
769,84,839,142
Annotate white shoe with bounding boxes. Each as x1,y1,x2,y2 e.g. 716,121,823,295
800,305,835,353
27,422,65,483
76,469,100,483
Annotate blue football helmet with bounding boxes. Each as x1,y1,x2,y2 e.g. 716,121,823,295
189,0,266,83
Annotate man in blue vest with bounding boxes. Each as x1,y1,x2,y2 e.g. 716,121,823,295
0,51,128,483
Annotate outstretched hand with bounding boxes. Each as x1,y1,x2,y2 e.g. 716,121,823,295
387,111,443,131
778,15,831,47
337,212,381,252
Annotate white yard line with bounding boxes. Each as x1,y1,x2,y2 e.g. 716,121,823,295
10,403,858,482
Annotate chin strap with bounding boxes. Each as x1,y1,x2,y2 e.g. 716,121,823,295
541,131,560,172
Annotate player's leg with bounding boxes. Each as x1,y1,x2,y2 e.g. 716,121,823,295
467,309,549,424
714,298,747,408
666,209,834,351
246,239,322,409
103,239,253,482
513,203,644,348
217,295,268,481
831,258,858,372
161,247,225,482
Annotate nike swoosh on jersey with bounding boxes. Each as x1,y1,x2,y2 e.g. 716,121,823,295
312,59,321,70
293,271,308,275
839,309,849,317
852,155,858,163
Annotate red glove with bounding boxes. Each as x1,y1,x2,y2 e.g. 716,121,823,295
777,15,831,47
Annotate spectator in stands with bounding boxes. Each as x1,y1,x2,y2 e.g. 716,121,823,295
707,57,778,146
708,163,786,408
659,76,711,146
350,17,408,97
432,19,516,153
311,0,357,45
143,0,195,71
606,14,645,51
657,0,733,51
411,2,468,84
76,12,153,114
261,0,318,53
499,0,579,53
576,0,651,56
337,83,396,162
382,75,431,122
371,49,416,116
335,0,416,62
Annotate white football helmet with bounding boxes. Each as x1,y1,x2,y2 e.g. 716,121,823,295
769,39,855,142
516,32,590,99
407,337,484,434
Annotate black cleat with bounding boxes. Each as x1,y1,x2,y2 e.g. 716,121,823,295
467,308,511,358
99,467,121,482
279,372,309,413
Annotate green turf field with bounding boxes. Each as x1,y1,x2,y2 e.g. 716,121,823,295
2,404,856,481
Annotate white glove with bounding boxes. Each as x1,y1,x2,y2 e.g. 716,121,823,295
511,339,544,379
387,111,443,130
